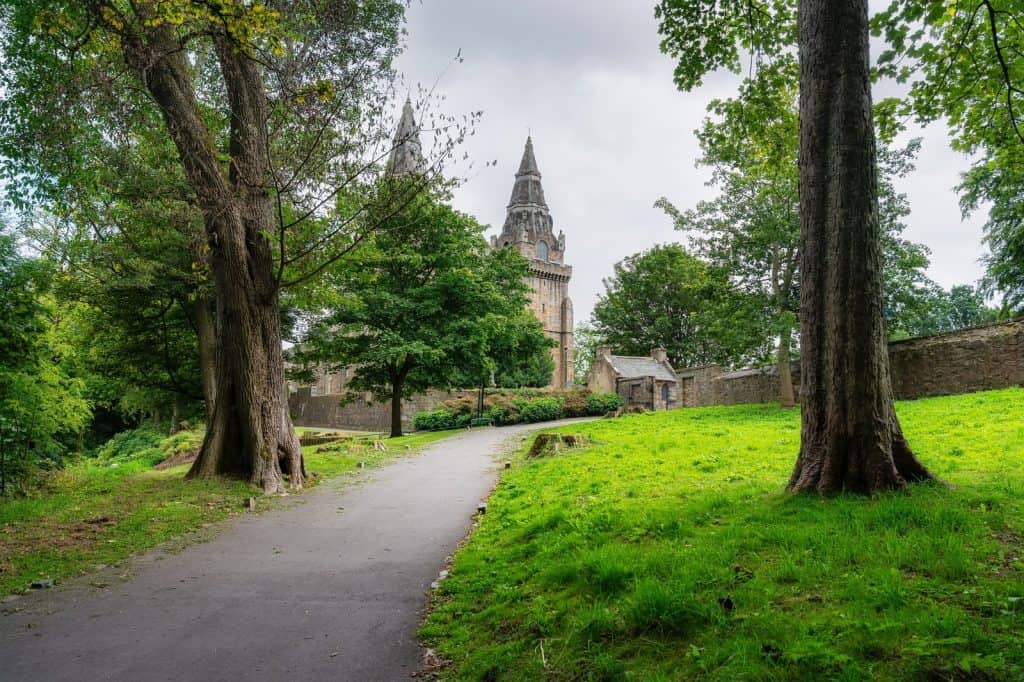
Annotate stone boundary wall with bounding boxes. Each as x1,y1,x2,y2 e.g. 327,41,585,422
289,388,470,432
676,319,1024,407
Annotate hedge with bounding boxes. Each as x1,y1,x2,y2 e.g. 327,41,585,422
413,390,624,431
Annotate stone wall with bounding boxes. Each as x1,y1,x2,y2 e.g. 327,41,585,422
288,388,467,432
889,320,1024,399
675,319,1024,407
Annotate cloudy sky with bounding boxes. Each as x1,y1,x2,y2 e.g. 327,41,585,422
393,1,987,322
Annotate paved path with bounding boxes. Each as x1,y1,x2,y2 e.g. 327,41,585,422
0,422,573,681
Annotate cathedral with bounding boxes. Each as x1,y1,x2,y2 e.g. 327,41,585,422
491,138,574,388
297,102,574,396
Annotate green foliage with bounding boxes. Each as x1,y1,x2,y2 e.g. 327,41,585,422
414,409,459,432
592,243,767,369
872,3,1024,307
481,313,555,390
585,392,624,415
91,426,202,469
572,320,602,386
423,389,1024,679
296,190,545,434
658,55,937,358
888,284,1003,339
516,397,564,424
0,232,89,495
656,0,795,90
414,390,619,430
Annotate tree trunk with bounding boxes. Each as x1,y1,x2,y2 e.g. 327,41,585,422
116,21,304,493
192,297,218,425
788,0,933,494
777,327,796,408
169,396,182,435
390,375,404,438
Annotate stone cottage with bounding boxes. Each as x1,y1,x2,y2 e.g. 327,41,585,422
587,346,681,410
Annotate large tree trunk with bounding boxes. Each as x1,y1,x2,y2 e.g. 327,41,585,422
788,0,933,494
390,375,404,438
776,327,796,408
117,21,304,493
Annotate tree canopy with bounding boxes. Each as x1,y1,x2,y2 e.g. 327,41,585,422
592,243,769,370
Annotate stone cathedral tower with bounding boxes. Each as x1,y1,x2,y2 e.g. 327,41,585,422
491,137,574,388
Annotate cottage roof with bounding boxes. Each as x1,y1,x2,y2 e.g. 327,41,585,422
609,355,678,382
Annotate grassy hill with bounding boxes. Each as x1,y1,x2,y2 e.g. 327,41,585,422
421,388,1024,680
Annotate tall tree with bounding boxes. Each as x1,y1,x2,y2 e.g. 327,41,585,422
592,244,769,370
296,192,538,437
789,0,932,493
657,0,934,492
0,1,419,492
657,56,933,406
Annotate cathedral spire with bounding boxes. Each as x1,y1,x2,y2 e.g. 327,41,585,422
508,136,548,209
388,97,426,175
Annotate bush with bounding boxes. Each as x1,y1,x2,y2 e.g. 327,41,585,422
414,409,458,431
94,426,165,465
91,426,203,469
586,392,625,416
518,397,565,423
562,391,590,418
418,390,606,430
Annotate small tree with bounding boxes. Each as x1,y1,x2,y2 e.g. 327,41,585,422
0,233,89,494
657,56,933,406
298,193,539,437
592,244,769,369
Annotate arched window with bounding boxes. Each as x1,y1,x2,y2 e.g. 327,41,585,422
661,383,670,404
537,240,549,261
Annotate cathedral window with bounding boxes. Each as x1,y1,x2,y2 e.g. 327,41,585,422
537,240,549,261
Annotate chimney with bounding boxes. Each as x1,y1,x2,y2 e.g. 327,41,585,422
596,345,612,361
651,347,668,363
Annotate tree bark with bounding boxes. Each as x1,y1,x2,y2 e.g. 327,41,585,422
192,297,218,425
789,0,933,494
116,19,304,493
777,327,796,407
390,374,405,438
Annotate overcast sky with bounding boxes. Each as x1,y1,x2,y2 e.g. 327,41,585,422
393,1,987,322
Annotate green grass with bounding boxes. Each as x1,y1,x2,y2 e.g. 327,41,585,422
0,427,457,596
420,388,1024,681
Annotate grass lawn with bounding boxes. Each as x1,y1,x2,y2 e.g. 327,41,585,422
421,388,1024,681
0,427,457,597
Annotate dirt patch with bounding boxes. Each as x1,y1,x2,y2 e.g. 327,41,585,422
0,515,118,575
992,528,1023,577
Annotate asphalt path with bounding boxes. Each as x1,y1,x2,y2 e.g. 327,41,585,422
0,422,582,681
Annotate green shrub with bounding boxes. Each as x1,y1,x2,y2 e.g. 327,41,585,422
562,391,590,418
95,427,165,465
518,397,565,423
485,406,517,426
413,409,457,431
586,392,625,415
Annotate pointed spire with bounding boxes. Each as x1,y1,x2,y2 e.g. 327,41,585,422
388,97,426,175
508,136,547,208
518,136,541,176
